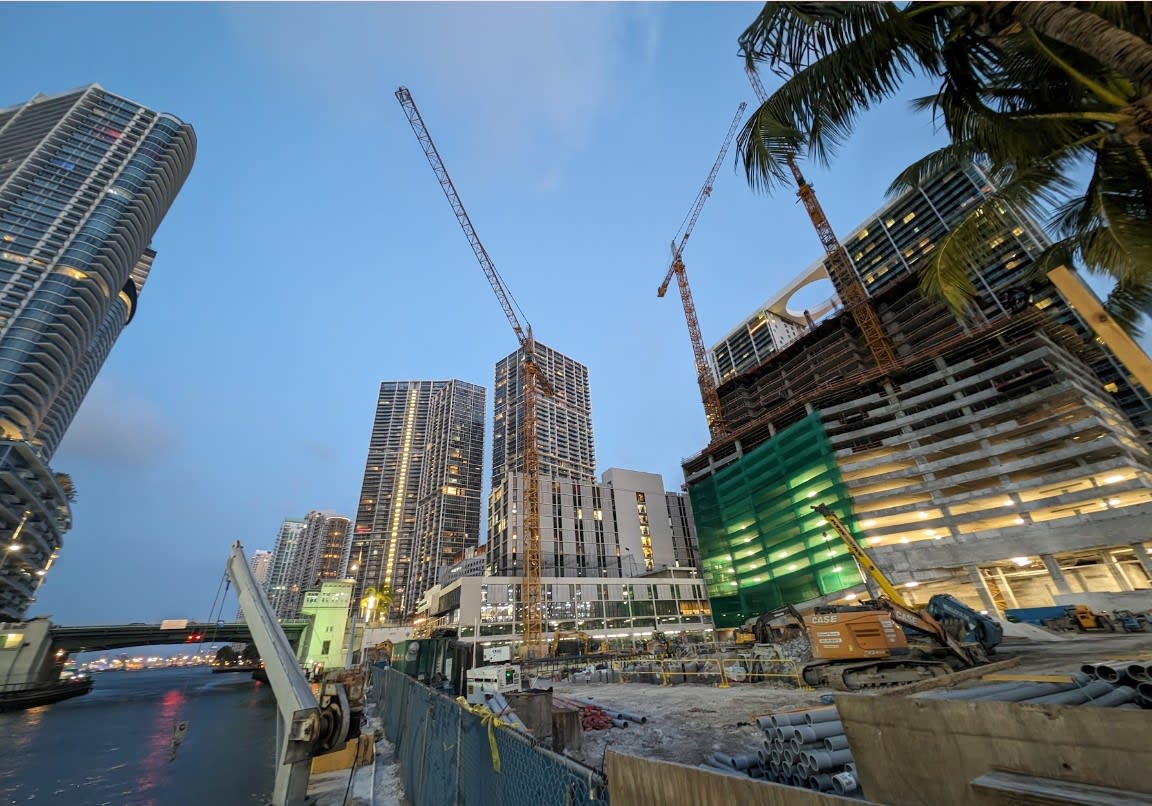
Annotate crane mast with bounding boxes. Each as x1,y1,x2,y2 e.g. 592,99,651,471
657,102,747,440
744,67,896,370
396,87,549,657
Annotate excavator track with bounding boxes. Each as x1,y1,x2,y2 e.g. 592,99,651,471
804,659,955,691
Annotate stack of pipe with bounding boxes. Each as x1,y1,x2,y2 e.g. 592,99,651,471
698,705,864,798
915,660,1152,709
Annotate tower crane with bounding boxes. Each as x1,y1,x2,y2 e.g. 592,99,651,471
744,66,897,371
396,87,552,657
658,102,747,441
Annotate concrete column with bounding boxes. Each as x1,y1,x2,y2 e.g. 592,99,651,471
1103,552,1133,592
966,566,1001,615
1131,542,1152,585
994,568,1020,609
1041,554,1073,596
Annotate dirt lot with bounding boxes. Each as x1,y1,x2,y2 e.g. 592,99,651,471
551,632,1152,772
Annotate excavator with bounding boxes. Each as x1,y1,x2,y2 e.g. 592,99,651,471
744,504,1003,691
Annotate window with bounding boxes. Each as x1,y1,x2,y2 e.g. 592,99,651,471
321,640,331,654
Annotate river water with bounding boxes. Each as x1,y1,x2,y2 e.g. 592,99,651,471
0,667,276,805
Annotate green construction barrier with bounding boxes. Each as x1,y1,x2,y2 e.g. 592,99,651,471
688,412,863,628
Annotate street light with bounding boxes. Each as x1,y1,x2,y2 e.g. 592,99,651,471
623,584,636,651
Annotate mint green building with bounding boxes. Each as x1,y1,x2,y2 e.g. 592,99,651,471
299,580,354,672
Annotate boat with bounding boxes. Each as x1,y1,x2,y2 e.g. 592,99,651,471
0,675,94,712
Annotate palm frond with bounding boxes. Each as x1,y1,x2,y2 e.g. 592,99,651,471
735,106,806,193
738,2,908,77
1104,280,1152,338
887,141,988,195
918,167,1077,315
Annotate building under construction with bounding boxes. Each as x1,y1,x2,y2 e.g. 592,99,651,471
685,162,1152,628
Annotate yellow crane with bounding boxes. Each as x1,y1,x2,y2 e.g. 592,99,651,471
396,87,552,657
745,66,897,371
658,102,747,440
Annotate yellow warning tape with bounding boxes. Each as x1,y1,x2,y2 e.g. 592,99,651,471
456,698,512,772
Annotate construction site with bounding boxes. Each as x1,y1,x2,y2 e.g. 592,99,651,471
341,74,1152,806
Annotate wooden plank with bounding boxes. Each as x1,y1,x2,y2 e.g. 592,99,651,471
983,674,1074,683
972,770,1152,806
874,656,1021,696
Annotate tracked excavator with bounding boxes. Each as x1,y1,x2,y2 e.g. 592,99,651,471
745,504,1002,691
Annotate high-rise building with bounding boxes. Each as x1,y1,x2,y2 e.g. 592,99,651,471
684,162,1152,627
237,549,274,621
279,510,351,618
491,341,595,488
710,162,1150,427
249,549,274,589
486,468,699,578
267,517,306,619
0,85,195,621
349,380,485,617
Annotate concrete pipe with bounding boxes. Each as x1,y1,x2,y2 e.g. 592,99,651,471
749,767,766,779
803,708,840,725
1082,686,1137,708
756,716,774,731
802,748,855,772
1080,663,1100,678
729,754,760,770
978,679,1088,702
1125,663,1150,683
610,718,629,729
845,762,857,776
782,748,798,766
791,722,845,744
921,681,1040,700
1117,703,1143,710
832,771,859,795
757,748,769,766
1137,681,1152,705
771,711,812,728
823,734,851,752
808,773,836,792
615,710,648,724
1023,680,1114,706
711,752,731,767
1095,663,1132,684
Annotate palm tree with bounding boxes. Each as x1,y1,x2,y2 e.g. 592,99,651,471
53,472,76,503
737,3,1152,328
359,585,394,625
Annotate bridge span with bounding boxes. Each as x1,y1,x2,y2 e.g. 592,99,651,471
51,621,311,653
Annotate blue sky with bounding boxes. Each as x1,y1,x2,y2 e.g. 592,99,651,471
5,2,1120,625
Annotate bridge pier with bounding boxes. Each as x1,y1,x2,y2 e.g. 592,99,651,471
0,617,64,690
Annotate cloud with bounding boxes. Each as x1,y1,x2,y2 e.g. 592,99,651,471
54,378,180,468
223,3,663,177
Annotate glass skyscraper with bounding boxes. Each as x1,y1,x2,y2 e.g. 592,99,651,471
0,85,195,621
349,380,486,618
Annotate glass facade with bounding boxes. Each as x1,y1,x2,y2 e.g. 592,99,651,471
0,85,195,622
689,412,862,628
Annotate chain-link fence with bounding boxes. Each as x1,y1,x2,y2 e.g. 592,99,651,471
369,666,610,806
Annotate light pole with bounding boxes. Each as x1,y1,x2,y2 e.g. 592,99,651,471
623,584,636,652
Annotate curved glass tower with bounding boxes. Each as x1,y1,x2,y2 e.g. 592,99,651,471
0,85,195,621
